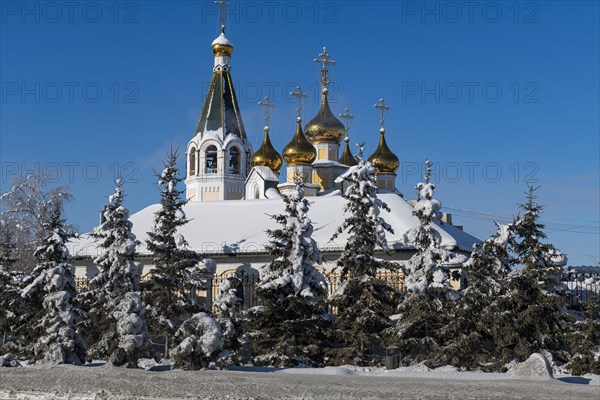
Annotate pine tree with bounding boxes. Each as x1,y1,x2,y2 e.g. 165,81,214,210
403,160,448,295
80,181,151,367
171,312,224,370
247,181,327,367
394,160,465,367
566,290,600,375
0,222,19,345
20,204,86,365
493,185,571,366
328,148,400,365
438,222,514,370
142,149,206,344
214,276,243,362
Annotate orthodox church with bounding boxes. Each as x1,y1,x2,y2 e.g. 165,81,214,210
183,23,398,202
72,16,479,291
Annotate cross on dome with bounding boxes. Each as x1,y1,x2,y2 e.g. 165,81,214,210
290,85,307,120
215,0,230,32
374,98,391,132
258,96,275,130
339,107,354,137
313,47,336,92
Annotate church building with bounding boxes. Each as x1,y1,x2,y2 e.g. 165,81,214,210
72,14,479,302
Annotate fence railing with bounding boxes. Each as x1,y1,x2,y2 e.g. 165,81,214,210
562,270,600,309
72,271,597,311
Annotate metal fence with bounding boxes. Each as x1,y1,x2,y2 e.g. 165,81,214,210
209,269,406,313
72,271,597,312
562,270,600,309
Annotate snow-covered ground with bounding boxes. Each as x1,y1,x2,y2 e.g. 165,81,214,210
0,363,598,400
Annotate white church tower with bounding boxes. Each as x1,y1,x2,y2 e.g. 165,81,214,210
185,6,252,202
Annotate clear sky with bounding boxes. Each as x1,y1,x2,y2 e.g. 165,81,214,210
1,1,598,265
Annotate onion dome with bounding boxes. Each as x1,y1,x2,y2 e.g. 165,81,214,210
338,137,358,166
368,128,399,173
283,118,317,165
304,90,345,144
251,127,283,171
211,32,233,56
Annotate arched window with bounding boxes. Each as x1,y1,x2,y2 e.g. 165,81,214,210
229,147,240,175
205,145,218,174
188,147,196,176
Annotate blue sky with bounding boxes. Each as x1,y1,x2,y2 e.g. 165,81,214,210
1,1,598,265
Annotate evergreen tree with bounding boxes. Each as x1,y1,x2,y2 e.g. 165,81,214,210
142,149,205,343
0,221,18,270
0,222,19,340
80,181,151,367
247,181,327,367
394,160,465,367
214,276,243,362
402,160,453,294
20,204,86,365
566,290,600,375
493,186,571,366
328,148,400,365
172,312,224,370
436,222,514,369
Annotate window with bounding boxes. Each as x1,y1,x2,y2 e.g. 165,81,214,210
205,145,218,174
189,147,196,176
229,147,240,174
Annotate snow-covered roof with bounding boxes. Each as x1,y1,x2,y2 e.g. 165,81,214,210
247,166,279,183
71,193,479,258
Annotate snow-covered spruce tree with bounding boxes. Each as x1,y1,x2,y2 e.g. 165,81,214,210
171,312,224,370
19,203,86,365
141,149,207,344
0,222,19,345
436,222,515,370
566,290,600,375
246,181,327,367
79,180,151,367
393,160,465,367
328,148,400,366
403,160,449,295
492,185,571,367
214,276,243,360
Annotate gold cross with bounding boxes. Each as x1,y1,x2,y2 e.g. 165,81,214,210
214,1,230,32
339,107,354,137
373,98,391,130
313,47,336,89
258,96,275,128
290,86,307,120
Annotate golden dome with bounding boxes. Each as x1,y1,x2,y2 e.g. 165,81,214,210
251,127,283,171
368,128,399,173
304,90,345,144
283,118,317,165
338,137,357,166
211,32,233,56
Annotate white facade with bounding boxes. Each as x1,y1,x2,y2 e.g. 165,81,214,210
185,131,252,201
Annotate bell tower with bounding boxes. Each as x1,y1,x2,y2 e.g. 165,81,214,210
185,1,253,202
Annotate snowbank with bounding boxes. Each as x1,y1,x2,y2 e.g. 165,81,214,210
0,363,598,400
